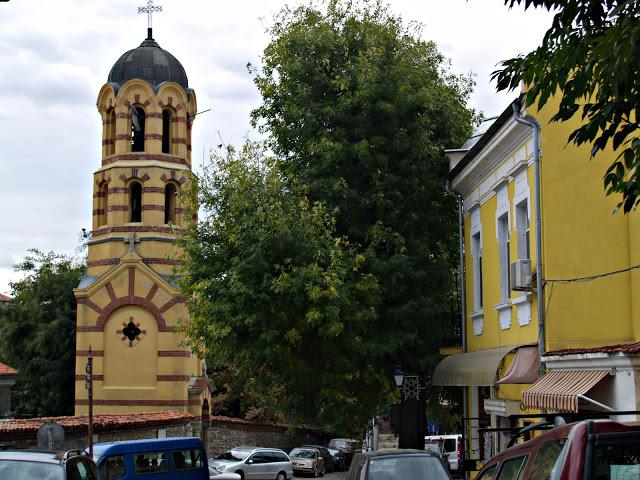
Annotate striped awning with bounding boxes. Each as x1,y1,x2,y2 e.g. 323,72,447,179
523,370,610,412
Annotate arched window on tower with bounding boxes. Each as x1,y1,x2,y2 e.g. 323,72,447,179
164,182,177,224
131,106,146,152
98,182,109,226
162,109,172,154
129,181,142,222
106,109,116,156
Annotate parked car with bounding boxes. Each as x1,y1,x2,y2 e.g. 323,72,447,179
209,470,241,480
208,446,293,480
289,447,325,477
326,446,347,471
92,437,209,480
475,418,640,480
425,434,461,473
0,449,101,479
424,442,450,472
327,438,359,468
301,445,334,473
345,449,451,480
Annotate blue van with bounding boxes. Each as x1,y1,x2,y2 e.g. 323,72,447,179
91,437,209,480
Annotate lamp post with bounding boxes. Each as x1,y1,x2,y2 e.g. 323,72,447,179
393,366,426,450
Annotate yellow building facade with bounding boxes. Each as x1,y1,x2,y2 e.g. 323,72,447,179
435,94,640,464
74,29,211,416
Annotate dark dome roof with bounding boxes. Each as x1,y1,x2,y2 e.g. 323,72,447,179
108,32,188,91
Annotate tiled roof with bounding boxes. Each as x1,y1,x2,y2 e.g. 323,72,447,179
545,342,640,357
0,362,17,375
0,293,11,302
0,411,195,434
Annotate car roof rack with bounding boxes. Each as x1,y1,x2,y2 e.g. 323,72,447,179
479,410,640,449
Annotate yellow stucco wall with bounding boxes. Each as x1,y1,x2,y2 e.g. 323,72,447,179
534,97,639,350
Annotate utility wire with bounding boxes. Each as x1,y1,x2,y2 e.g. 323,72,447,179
545,264,640,283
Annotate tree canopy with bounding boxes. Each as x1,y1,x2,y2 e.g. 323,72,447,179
0,250,85,417
494,0,640,212
180,0,474,430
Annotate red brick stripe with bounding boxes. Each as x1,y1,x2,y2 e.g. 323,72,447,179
158,351,191,357
115,134,130,141
147,112,163,119
128,267,135,297
96,296,168,332
157,375,190,381
143,186,165,194
77,350,104,357
105,282,117,302
142,205,165,211
172,138,187,145
159,296,185,313
145,134,163,141
107,205,128,212
102,139,114,145
146,284,159,301
143,258,182,266
76,326,102,332
76,374,104,381
87,258,120,268
77,298,104,314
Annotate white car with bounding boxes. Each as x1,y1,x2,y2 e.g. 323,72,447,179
209,446,293,480
424,434,461,472
210,472,241,480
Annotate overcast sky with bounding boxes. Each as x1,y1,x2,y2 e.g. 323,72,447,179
0,0,552,295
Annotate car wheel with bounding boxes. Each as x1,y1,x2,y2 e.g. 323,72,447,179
236,470,245,480
276,472,286,480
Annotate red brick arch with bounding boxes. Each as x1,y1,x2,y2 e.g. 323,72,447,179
97,295,170,332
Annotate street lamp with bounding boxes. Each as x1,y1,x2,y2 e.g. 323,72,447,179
393,366,425,450
393,367,405,388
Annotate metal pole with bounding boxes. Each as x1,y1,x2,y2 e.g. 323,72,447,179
86,346,94,457
512,102,545,375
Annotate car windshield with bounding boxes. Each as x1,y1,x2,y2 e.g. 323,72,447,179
291,449,316,459
0,460,64,479
367,455,447,480
215,450,248,461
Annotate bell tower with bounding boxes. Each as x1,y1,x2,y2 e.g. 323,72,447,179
74,22,211,415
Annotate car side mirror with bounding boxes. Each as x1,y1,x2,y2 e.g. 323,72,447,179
443,453,449,459
247,459,254,464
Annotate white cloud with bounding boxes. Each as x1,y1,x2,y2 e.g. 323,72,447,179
0,0,552,294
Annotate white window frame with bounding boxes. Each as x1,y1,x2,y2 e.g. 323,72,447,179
497,213,511,301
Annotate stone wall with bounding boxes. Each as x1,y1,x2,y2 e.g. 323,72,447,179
204,417,325,457
0,413,325,458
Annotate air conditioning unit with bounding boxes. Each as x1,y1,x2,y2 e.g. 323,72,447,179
511,259,532,291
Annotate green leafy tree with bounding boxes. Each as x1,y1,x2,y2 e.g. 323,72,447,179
494,0,640,212
251,1,473,384
0,250,85,416
180,143,385,431
181,0,474,430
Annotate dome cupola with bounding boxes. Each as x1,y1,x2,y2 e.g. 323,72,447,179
108,28,189,92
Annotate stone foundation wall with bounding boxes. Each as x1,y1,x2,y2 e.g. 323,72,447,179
0,416,324,457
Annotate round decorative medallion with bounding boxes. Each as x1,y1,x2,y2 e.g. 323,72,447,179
117,316,146,347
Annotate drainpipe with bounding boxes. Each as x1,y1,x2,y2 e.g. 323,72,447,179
445,179,467,477
512,101,545,375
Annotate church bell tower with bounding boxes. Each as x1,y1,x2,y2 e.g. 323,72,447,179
74,22,211,415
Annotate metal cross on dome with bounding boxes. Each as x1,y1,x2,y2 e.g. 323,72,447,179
138,0,162,30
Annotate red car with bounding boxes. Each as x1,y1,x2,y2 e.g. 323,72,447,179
476,419,640,480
